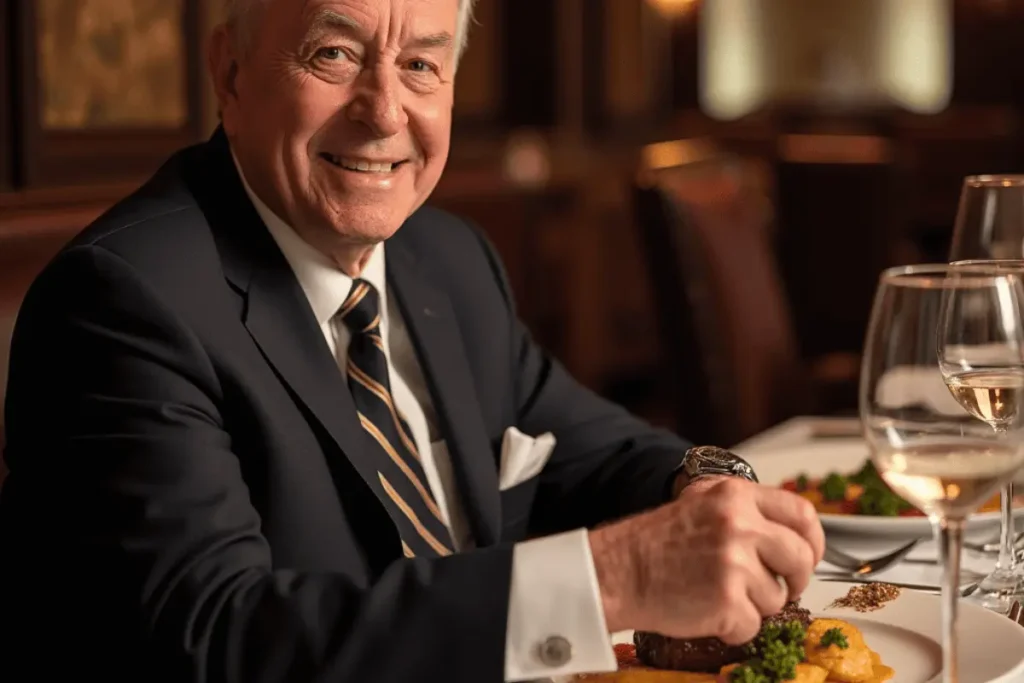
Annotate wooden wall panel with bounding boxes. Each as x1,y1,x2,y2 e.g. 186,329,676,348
604,0,651,123
501,0,557,126
0,2,10,189
453,0,501,126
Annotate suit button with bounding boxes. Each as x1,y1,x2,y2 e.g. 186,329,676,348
537,635,572,667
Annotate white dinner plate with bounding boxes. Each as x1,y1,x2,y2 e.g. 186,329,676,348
562,579,1024,683
743,441,1024,536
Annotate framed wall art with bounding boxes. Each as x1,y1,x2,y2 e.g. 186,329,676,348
13,0,204,187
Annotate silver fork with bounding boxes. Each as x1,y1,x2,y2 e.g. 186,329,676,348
822,539,922,577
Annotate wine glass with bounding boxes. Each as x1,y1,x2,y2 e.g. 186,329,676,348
861,264,1024,683
946,259,1024,612
949,174,1024,609
948,175,1024,261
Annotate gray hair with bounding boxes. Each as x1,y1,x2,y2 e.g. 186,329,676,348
224,0,478,63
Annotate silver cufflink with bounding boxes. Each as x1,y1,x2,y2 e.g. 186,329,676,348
537,635,572,667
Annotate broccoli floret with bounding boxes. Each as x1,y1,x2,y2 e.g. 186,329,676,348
857,486,901,516
820,473,848,502
731,620,807,682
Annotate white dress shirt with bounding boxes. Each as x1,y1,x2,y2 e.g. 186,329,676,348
233,159,616,680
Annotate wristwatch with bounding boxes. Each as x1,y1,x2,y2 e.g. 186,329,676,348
678,445,759,484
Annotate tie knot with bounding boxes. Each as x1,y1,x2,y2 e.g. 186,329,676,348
337,279,381,334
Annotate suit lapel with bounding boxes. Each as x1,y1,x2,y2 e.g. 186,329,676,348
386,242,502,547
243,266,388,491
193,129,393,517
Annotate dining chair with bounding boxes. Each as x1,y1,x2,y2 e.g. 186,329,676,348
632,139,860,446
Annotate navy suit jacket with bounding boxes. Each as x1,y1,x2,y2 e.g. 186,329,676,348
0,129,689,682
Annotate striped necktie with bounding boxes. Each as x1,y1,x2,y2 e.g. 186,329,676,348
337,279,455,558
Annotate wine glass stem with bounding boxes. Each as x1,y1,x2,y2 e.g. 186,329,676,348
992,426,1016,571
999,482,1016,571
935,515,964,683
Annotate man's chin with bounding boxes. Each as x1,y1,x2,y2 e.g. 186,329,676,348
317,205,410,243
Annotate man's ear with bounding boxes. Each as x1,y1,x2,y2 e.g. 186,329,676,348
208,25,241,127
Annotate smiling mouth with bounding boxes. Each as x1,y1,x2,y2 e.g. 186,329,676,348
320,153,406,173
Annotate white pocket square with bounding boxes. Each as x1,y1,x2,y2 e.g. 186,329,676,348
499,427,556,491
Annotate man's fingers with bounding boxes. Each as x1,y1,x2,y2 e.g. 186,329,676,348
746,560,789,617
717,597,763,646
755,486,826,565
755,522,816,600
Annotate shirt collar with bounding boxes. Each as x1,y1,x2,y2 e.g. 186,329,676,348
231,152,388,328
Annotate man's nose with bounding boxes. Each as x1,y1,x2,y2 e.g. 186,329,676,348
347,67,407,138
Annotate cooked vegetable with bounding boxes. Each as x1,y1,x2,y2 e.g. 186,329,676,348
729,620,807,683
819,628,849,649
848,460,883,487
820,473,848,502
856,486,901,517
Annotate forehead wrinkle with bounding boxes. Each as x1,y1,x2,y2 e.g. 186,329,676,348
303,7,364,42
299,4,450,51
408,32,452,50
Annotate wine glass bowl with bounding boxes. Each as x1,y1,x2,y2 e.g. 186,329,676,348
860,264,1024,683
939,263,1024,435
949,176,1024,261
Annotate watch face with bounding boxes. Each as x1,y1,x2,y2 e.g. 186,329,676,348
685,445,758,482
691,445,736,468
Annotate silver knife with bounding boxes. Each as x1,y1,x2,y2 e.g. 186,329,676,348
816,576,944,592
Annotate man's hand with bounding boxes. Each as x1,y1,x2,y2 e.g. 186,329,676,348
588,478,825,645
672,472,730,498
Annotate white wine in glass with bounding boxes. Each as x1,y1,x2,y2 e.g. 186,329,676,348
944,369,1024,431
861,265,1024,683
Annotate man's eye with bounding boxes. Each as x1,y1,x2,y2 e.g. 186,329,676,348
407,60,434,73
315,47,345,61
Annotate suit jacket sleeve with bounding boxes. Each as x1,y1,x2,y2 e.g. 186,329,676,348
0,245,511,683
469,229,692,534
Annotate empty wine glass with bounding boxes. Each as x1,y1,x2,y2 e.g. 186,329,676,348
861,264,1024,683
948,175,1024,261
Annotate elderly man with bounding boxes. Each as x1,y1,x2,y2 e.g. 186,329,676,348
0,1,823,681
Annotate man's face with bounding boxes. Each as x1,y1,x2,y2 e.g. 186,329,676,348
217,0,458,255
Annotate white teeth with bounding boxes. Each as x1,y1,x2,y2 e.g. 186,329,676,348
332,156,395,173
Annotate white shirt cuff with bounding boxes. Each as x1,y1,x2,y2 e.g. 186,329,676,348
504,529,617,681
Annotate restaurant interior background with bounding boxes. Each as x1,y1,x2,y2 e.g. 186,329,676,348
2,0,1024,464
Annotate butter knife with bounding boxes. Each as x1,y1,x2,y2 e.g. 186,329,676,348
817,575,980,596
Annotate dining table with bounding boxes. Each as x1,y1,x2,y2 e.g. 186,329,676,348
732,415,1017,591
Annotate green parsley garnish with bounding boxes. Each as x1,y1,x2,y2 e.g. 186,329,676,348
848,460,883,487
819,627,849,649
856,486,901,517
729,664,768,683
729,620,807,683
820,472,848,502
795,474,809,491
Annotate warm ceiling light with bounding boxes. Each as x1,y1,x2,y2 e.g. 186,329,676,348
648,0,699,18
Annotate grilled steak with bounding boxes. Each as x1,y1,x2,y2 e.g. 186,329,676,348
633,601,812,672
